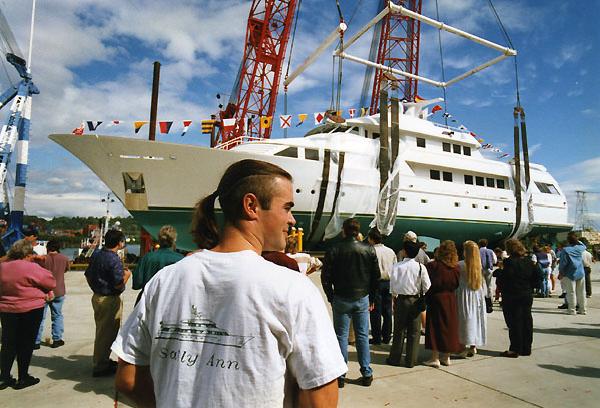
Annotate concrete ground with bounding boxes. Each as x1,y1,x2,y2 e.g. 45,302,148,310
1,264,599,407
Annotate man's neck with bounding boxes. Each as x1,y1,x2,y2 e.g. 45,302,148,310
211,224,262,254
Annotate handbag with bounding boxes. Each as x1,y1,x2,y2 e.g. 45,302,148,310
414,263,427,313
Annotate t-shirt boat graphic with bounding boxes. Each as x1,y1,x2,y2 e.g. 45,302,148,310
156,305,254,348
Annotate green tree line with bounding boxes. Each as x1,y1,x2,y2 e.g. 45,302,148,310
23,215,141,246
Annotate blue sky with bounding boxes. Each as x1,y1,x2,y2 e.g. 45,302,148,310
1,0,598,226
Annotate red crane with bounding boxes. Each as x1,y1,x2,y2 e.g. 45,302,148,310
215,0,298,148
370,0,422,114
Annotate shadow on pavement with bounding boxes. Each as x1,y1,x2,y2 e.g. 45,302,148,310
533,327,600,338
29,354,116,400
538,364,600,378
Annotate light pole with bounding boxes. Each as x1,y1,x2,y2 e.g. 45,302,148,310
100,193,115,246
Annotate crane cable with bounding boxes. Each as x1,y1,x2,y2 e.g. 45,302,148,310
283,0,303,137
487,0,521,109
434,0,448,126
330,0,344,113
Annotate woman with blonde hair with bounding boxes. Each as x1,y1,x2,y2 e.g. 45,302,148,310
456,241,487,358
495,239,538,358
423,240,461,367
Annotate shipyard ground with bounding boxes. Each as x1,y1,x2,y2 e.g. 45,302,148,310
2,264,599,407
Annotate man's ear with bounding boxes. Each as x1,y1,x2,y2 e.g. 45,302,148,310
241,193,260,221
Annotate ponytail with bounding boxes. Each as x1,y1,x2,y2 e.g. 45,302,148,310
191,191,220,249
190,159,293,249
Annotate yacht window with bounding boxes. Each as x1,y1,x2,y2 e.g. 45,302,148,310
472,203,478,208
452,144,461,154
486,178,495,188
372,132,380,139
305,148,319,161
275,147,298,158
443,142,451,152
496,179,505,189
535,182,559,194
430,169,440,180
463,146,471,156
417,137,426,148
443,171,453,182
454,202,460,207
346,127,360,135
475,176,484,186
464,175,474,185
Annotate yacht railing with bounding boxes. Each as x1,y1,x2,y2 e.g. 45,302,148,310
215,135,264,150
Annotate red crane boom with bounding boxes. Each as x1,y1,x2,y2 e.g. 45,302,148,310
370,0,422,114
215,0,297,149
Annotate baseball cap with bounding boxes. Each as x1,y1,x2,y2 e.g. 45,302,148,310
404,230,418,243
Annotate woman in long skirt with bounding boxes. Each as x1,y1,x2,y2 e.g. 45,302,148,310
456,240,487,357
423,240,461,367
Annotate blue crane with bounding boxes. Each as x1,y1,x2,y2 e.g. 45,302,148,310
0,1,39,246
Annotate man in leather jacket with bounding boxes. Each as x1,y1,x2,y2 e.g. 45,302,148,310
322,218,381,388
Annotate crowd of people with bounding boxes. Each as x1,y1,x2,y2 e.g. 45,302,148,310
0,158,596,408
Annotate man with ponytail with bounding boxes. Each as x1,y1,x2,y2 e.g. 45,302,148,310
113,159,345,407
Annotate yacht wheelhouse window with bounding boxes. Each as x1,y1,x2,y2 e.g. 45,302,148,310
463,146,471,156
486,178,495,187
443,171,453,182
443,142,451,152
346,127,360,135
275,147,298,158
372,132,380,139
475,176,484,186
452,144,461,154
464,175,474,185
430,169,440,180
496,179,505,189
417,137,426,148
305,148,319,161
535,181,559,194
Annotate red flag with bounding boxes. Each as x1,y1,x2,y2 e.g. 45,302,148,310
222,118,236,132
431,105,442,114
72,123,84,135
159,121,173,134
181,120,192,136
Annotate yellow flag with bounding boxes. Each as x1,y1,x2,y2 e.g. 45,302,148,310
260,116,272,129
134,121,148,134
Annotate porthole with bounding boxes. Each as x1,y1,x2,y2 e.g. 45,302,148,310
421,199,428,204
399,197,406,202
484,205,490,210
454,202,460,207
504,207,509,212
472,203,478,209
311,190,315,194
296,189,301,193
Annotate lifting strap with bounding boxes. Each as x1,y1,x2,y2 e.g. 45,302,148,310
319,151,345,242
509,106,532,239
307,150,331,242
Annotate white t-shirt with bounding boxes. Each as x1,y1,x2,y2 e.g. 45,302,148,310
112,250,346,408
389,258,431,296
373,243,397,281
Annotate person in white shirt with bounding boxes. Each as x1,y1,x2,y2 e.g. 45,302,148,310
367,229,397,345
582,248,593,298
112,159,346,408
387,240,431,368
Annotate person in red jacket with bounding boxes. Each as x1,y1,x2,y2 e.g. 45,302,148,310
0,239,55,390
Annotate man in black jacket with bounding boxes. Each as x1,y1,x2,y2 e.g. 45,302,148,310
322,218,380,388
